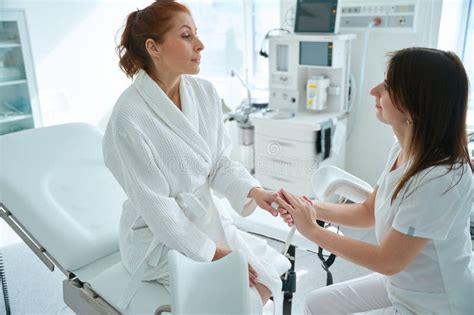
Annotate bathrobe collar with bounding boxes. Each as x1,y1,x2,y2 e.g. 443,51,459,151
133,70,211,163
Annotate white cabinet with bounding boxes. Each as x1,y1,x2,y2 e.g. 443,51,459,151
253,112,346,197
0,10,41,135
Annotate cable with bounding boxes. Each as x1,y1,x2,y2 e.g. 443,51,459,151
0,250,11,315
347,17,382,140
259,28,291,58
346,73,356,113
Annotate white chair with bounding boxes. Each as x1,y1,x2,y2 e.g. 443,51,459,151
168,250,251,314
311,165,373,203
0,123,248,314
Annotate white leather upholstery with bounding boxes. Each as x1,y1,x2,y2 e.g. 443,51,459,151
0,124,172,313
168,250,251,314
90,262,170,314
0,123,126,271
312,165,373,203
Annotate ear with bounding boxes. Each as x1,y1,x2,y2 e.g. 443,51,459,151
145,38,160,58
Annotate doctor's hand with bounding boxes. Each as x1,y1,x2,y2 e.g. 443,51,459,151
276,189,318,238
213,246,258,287
248,187,279,216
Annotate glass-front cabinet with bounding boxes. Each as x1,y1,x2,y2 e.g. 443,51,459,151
0,10,40,135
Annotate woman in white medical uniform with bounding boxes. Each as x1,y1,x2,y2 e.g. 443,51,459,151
102,0,290,313
277,47,474,314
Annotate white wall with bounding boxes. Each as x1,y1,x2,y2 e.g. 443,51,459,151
2,0,152,130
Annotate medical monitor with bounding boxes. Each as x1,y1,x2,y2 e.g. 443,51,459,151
294,0,339,33
299,41,332,67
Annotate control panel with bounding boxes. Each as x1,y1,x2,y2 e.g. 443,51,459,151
340,4,416,31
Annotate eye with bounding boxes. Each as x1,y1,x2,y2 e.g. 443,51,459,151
182,32,191,40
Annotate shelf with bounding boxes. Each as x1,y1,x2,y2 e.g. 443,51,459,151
0,79,27,87
0,41,21,48
1,10,40,134
0,114,32,124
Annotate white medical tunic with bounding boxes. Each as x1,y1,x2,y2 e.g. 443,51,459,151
375,142,474,314
103,70,290,312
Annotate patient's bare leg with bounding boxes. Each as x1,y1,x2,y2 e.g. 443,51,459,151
255,282,272,304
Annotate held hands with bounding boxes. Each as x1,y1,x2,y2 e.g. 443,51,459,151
276,189,319,238
247,186,319,237
212,246,258,287
248,187,279,216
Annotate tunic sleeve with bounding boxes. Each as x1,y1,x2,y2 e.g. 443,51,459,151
103,117,216,262
391,165,472,240
206,85,261,216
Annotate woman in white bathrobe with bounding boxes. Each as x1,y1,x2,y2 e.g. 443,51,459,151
102,0,290,313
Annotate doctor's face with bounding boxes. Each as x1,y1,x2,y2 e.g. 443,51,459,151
370,80,409,127
155,12,204,76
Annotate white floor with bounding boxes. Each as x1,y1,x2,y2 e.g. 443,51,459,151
0,219,473,315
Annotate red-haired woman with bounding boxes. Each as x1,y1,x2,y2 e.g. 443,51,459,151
103,0,290,313
277,48,474,314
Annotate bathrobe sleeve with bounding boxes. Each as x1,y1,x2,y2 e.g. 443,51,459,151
104,117,216,262
206,84,261,217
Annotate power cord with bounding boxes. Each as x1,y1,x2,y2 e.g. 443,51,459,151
347,17,382,140
259,28,291,58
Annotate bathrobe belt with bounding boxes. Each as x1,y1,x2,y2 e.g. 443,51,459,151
117,181,222,309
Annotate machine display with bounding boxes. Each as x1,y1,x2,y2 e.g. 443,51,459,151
294,0,340,33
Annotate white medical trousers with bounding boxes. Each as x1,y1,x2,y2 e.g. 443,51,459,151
304,273,395,315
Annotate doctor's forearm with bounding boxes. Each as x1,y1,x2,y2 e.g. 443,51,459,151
316,201,375,229
307,227,393,275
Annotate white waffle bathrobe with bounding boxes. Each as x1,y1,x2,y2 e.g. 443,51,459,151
103,70,290,313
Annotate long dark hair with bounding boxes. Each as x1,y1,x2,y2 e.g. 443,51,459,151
385,47,472,202
117,0,190,79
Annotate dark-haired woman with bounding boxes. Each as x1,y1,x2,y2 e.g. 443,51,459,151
102,1,290,313
277,48,473,314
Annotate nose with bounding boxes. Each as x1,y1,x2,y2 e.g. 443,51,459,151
196,37,204,52
370,82,382,97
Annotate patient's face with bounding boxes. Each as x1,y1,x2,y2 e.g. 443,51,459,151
155,12,205,76
370,81,409,127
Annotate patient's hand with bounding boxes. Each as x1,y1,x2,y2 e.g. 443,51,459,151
248,187,279,216
276,189,295,226
276,190,315,227
213,246,258,287
277,189,318,238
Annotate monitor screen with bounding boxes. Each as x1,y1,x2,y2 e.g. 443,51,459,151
299,42,332,66
294,0,338,33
